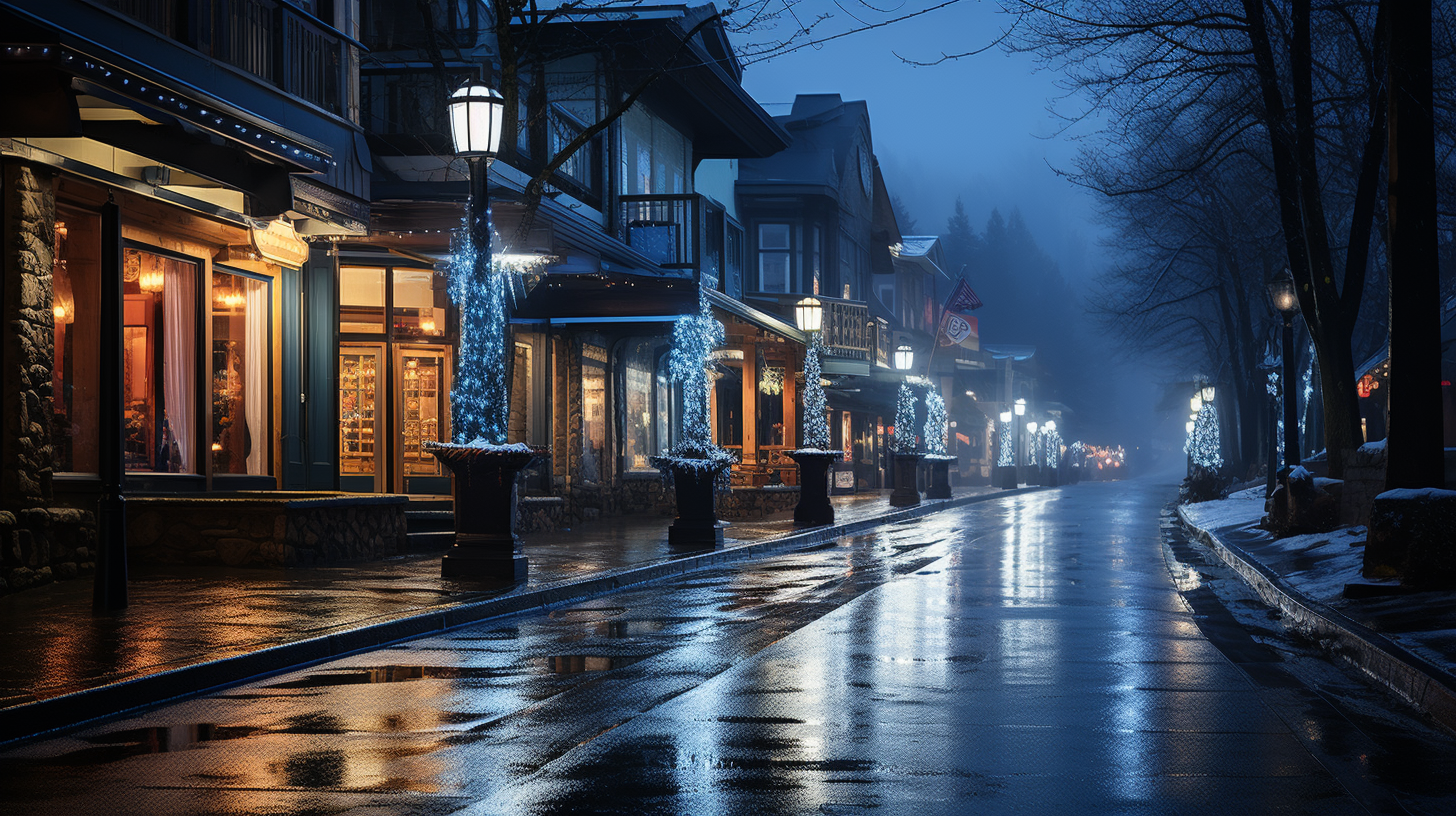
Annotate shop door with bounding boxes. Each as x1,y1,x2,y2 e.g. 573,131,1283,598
338,343,385,492
394,346,451,494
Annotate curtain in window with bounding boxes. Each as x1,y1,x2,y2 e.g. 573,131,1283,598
162,260,196,473
244,277,268,475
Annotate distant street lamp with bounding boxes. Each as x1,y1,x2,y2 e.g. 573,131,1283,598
1190,395,1203,413
1014,398,1026,416
795,297,823,334
1200,384,1216,403
894,343,915,372
1266,269,1301,468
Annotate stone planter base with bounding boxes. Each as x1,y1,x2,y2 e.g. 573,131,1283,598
656,456,733,550
890,453,923,507
428,444,541,582
1044,468,1060,488
791,451,840,527
993,465,1019,489
924,456,953,499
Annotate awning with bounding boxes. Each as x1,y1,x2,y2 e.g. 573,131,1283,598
705,289,806,345
514,274,697,321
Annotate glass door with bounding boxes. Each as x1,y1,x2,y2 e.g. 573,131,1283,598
395,346,451,494
339,344,384,492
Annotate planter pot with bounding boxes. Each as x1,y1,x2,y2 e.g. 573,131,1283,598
654,455,733,549
923,455,953,499
890,452,923,507
993,465,1019,490
790,451,841,527
427,443,541,581
1044,467,1060,487
1027,465,1044,486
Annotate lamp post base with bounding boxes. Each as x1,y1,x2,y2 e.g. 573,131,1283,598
790,451,840,526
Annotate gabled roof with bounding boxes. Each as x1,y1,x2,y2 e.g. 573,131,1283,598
738,93,872,191
520,4,788,158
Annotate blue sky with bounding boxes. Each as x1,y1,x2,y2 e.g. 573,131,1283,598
736,0,1103,285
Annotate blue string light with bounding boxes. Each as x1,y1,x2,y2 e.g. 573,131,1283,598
800,335,832,450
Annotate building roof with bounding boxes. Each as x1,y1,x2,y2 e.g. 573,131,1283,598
737,93,871,192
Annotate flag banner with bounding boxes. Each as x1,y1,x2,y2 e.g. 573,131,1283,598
938,310,979,349
945,278,984,313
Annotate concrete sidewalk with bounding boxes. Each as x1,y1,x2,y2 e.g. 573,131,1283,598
0,484,1036,744
1179,488,1456,732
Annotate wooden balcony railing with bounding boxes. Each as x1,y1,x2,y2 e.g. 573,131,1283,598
619,193,701,272
98,0,358,121
819,296,873,363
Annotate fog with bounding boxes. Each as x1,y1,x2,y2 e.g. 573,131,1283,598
739,1,1171,458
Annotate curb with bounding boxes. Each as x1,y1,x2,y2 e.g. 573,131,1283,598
1177,506,1456,733
1,485,1049,747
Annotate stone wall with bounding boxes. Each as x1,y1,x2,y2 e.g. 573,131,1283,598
2,161,57,508
0,160,98,596
1340,442,1387,528
128,494,407,566
719,486,800,520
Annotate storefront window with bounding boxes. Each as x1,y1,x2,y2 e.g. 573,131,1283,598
123,248,197,473
758,366,785,446
211,270,270,475
715,368,742,448
391,268,446,337
655,353,675,459
581,346,607,484
622,339,658,473
52,210,101,473
340,266,386,333
510,342,533,444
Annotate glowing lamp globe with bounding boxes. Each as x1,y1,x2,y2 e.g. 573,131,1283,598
1045,420,1056,432
1190,395,1203,413
1027,422,1038,434
448,83,505,160
999,411,1012,423
894,344,914,371
1186,421,1195,434
1014,398,1026,416
794,297,823,333
1266,270,1298,315
1200,385,1216,403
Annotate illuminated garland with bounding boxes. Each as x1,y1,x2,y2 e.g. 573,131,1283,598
997,420,1015,466
448,209,509,445
923,385,947,456
892,382,919,454
800,334,832,450
1186,403,1223,469
668,289,726,458
1043,429,1062,468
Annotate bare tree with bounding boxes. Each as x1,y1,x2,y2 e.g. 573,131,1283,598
1002,0,1403,477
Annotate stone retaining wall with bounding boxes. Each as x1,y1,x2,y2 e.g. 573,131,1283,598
128,494,407,567
1341,443,1387,528
719,486,800,520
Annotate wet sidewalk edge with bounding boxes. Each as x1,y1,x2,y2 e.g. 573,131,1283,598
0,485,1048,747
1177,506,1456,734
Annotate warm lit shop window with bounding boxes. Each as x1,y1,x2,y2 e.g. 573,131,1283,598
621,339,659,473
122,247,198,473
339,266,386,333
757,364,786,446
211,270,270,475
392,268,447,337
581,346,607,484
52,209,101,473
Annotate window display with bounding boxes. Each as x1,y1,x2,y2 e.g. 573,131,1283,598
122,247,197,473
211,270,270,475
339,347,381,478
399,350,447,477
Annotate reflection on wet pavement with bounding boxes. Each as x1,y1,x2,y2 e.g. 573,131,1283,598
2,479,1454,814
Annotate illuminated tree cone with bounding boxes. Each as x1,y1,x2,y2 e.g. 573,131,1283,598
653,290,733,549
890,382,922,507
791,337,840,526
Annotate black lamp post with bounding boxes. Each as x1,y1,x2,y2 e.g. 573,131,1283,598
448,82,505,291
1267,270,1301,469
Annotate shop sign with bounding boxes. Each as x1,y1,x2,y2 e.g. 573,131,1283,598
834,470,856,489
251,219,310,268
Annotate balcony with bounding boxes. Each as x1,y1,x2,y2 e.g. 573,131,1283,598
98,0,358,120
746,293,876,363
619,194,739,289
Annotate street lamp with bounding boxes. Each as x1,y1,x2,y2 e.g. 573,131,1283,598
795,297,823,333
448,83,506,160
894,343,915,371
1200,384,1216,403
1014,398,1026,416
1190,395,1203,413
1266,269,1300,468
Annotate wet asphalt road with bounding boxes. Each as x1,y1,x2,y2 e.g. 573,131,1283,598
3,477,1455,815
